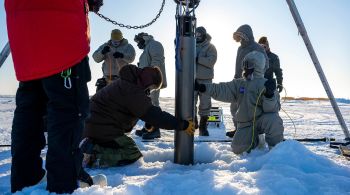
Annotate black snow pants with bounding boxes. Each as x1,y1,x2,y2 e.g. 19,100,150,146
11,57,91,193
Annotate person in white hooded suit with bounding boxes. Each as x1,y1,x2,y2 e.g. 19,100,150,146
195,51,284,154
134,32,168,140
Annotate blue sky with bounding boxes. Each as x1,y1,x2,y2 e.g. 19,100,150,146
1,0,350,98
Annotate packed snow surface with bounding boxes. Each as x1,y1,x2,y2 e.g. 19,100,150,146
0,96,349,194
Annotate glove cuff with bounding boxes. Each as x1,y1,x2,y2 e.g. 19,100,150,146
145,123,154,132
264,93,274,98
178,120,189,131
199,84,206,93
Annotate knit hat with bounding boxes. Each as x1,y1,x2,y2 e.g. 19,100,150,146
138,67,163,90
258,36,269,46
111,29,123,41
119,65,162,89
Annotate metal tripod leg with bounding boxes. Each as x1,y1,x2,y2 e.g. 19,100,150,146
286,0,350,140
0,42,10,69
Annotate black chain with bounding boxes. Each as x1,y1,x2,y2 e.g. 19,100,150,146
95,0,166,29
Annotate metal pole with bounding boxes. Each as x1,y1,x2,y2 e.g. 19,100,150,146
286,0,350,140
174,1,197,165
0,42,10,69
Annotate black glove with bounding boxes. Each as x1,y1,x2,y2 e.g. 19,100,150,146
101,46,110,55
88,0,103,12
264,79,276,98
194,80,206,93
277,84,283,93
113,51,124,59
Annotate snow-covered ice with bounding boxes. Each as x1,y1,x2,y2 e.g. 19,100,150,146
0,96,350,194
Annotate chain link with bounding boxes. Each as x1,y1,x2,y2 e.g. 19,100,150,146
95,0,166,29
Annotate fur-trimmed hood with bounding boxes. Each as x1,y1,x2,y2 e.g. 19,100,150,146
235,24,255,47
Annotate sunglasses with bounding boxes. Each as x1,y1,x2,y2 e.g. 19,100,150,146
260,44,269,49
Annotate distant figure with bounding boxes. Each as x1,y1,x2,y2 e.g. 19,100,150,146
195,26,217,136
134,32,168,140
5,0,103,193
226,24,269,138
93,29,136,92
195,51,284,154
80,65,194,168
258,36,283,93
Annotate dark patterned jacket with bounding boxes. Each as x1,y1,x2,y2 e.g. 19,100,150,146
264,51,283,86
84,65,185,143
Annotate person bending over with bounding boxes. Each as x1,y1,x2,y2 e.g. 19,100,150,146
80,65,194,167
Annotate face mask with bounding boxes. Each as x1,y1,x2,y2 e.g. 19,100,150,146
111,40,120,47
136,39,146,49
196,36,204,43
242,68,254,80
260,43,270,52
196,32,206,43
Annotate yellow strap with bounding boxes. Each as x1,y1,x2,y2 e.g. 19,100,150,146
247,89,265,152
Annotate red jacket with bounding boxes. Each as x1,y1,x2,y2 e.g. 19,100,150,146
5,0,91,81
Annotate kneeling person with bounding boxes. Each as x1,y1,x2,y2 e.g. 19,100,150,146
81,65,194,168
195,51,284,154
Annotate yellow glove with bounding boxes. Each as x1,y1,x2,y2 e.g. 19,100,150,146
184,119,195,136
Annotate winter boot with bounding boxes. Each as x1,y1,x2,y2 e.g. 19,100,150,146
226,130,236,138
82,153,98,168
79,138,98,168
257,134,266,149
142,128,161,139
199,116,209,136
80,138,94,154
194,115,199,129
135,127,147,137
37,171,47,184
79,174,107,188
